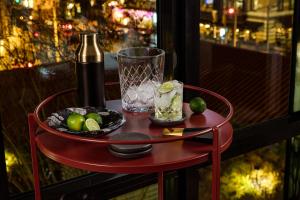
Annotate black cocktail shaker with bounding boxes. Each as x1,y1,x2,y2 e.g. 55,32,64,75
75,32,105,110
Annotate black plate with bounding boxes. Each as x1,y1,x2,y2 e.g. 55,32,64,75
47,107,125,137
109,132,152,154
108,146,152,159
149,113,186,126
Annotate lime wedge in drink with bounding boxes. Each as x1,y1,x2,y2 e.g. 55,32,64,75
84,118,101,131
159,81,174,94
171,94,182,110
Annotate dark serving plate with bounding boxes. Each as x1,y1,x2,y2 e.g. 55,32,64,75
149,113,186,126
47,107,125,137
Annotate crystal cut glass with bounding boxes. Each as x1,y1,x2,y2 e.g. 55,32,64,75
117,47,165,112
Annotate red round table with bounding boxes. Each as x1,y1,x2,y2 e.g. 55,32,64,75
28,84,233,200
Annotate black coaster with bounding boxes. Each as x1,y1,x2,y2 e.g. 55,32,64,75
109,132,152,154
108,146,152,159
149,113,186,127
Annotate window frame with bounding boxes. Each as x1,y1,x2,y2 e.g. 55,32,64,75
3,0,300,199
289,0,300,118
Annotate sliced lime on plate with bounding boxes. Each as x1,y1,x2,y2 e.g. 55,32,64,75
84,118,101,131
85,112,102,124
159,81,174,94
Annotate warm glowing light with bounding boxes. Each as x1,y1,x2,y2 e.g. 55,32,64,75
228,8,235,14
245,30,250,34
33,32,39,37
29,15,33,20
112,8,124,21
204,24,210,29
20,16,24,20
110,6,154,29
121,17,130,25
5,151,17,172
75,3,81,13
0,40,5,57
249,169,280,196
220,28,226,37
22,0,33,8
28,62,33,68
67,3,74,9
22,0,28,7
67,24,73,30
222,166,280,199
90,0,95,7
200,23,204,27
236,29,239,32
108,1,119,7
45,20,53,26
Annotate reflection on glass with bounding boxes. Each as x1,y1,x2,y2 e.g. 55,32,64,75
198,0,293,129
198,142,286,199
0,0,157,195
0,0,157,71
199,0,293,54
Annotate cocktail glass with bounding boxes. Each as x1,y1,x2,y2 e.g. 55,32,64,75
154,80,183,121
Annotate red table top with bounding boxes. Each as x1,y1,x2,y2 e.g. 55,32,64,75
35,100,233,174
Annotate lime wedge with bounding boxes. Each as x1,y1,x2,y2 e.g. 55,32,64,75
85,112,102,124
171,94,182,110
84,118,101,131
159,81,174,94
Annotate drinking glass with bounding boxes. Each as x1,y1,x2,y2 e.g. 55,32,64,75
154,80,183,121
117,47,165,112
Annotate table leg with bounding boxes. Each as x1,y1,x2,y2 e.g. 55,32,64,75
28,114,41,200
212,128,220,200
158,171,164,200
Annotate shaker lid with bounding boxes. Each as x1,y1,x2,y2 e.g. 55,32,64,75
76,32,103,63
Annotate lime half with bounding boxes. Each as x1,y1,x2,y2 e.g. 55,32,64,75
84,118,101,131
159,81,174,94
85,113,102,124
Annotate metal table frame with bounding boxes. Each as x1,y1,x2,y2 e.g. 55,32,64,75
28,84,233,200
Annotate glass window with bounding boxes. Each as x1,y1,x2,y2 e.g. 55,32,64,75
198,141,286,199
199,0,293,127
0,0,156,70
0,0,157,195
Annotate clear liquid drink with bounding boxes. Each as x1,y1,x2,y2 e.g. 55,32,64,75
154,80,183,120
